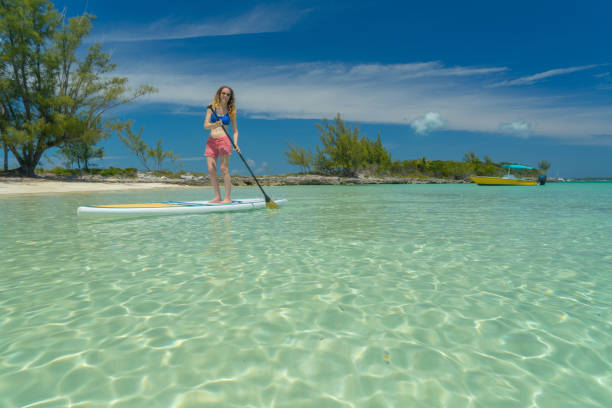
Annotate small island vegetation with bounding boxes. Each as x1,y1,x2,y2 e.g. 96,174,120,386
286,114,548,181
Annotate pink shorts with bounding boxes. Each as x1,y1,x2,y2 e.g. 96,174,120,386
205,137,232,158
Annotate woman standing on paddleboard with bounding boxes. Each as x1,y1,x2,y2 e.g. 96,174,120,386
203,86,240,204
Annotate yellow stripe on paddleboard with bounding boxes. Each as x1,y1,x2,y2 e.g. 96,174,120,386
92,203,185,208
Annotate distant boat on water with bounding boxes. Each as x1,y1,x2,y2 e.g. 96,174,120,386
471,164,547,186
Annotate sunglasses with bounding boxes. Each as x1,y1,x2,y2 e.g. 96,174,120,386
221,92,232,96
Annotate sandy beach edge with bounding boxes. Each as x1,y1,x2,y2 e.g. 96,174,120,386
0,178,194,196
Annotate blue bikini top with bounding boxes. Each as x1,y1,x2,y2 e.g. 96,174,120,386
210,107,230,125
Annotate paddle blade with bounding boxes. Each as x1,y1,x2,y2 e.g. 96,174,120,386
266,198,280,209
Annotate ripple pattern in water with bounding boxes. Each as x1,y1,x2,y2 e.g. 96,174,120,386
1,184,611,407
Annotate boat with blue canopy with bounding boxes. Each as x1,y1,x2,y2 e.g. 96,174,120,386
471,164,547,186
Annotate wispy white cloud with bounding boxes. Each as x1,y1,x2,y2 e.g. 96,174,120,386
492,64,600,87
116,58,612,145
91,5,310,42
410,112,445,134
122,60,509,116
500,120,531,138
595,71,612,91
344,62,507,80
256,162,270,174
167,106,204,116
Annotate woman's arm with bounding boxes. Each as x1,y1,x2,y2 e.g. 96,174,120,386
203,108,223,130
231,114,240,152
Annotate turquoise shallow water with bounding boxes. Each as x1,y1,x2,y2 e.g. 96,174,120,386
1,183,611,407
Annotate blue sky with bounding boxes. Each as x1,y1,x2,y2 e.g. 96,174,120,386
33,0,612,177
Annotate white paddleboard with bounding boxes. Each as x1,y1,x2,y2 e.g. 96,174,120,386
77,198,287,217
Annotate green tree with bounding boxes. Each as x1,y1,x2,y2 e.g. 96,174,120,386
463,151,480,164
0,0,155,176
59,140,104,171
538,160,551,173
285,114,393,176
315,114,367,176
312,147,332,175
315,114,394,177
147,139,179,172
477,155,497,176
362,133,392,173
1,104,7,171
417,157,427,172
284,142,313,174
117,122,150,170
116,122,179,172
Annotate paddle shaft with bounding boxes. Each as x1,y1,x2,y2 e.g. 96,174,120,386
207,105,277,206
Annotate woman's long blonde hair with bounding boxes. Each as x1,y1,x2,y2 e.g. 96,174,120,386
211,85,236,118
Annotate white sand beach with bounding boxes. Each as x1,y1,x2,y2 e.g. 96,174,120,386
0,178,190,196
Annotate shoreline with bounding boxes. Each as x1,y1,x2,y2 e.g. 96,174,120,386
0,173,470,196
0,172,590,196
3,171,586,196
0,178,191,196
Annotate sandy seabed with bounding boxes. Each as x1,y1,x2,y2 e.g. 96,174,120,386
0,178,191,196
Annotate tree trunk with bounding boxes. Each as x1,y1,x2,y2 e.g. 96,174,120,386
19,163,37,177
8,144,41,177
3,142,7,172
1,105,5,170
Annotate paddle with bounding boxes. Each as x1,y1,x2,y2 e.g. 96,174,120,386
207,105,280,209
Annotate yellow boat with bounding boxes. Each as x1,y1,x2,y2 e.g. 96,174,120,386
470,175,538,186
471,164,546,186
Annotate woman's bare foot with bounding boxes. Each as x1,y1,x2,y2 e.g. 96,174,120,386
208,198,222,203
219,199,232,204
